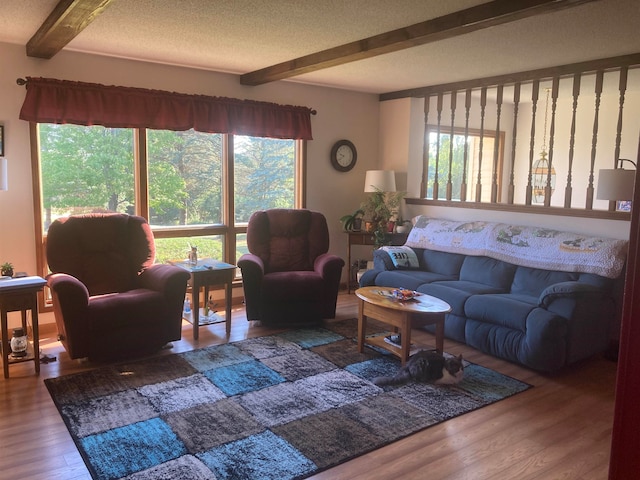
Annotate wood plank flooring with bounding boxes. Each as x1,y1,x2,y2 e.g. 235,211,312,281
0,292,616,479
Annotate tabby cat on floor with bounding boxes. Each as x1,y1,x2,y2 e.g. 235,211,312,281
373,350,464,386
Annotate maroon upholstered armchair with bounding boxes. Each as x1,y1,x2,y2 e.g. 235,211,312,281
46,213,191,360
238,209,345,326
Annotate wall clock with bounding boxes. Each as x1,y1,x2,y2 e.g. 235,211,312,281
330,139,357,172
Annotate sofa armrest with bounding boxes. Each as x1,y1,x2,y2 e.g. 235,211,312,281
315,253,345,303
372,248,399,271
47,272,90,308
314,253,345,278
47,273,91,357
238,254,265,320
538,281,602,308
238,254,265,279
359,268,380,287
139,264,190,326
139,264,190,295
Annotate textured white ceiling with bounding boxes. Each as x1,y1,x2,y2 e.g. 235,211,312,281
0,0,638,94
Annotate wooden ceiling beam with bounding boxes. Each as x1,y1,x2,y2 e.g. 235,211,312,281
380,53,640,100
240,0,600,86
26,0,114,59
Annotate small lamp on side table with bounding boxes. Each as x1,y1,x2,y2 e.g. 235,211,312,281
364,170,396,193
597,158,636,211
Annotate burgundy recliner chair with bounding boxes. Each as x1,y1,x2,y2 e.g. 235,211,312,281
46,213,190,360
238,209,345,326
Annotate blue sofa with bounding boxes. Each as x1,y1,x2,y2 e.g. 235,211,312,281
359,217,627,371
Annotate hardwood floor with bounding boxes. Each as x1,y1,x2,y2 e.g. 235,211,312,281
0,292,616,479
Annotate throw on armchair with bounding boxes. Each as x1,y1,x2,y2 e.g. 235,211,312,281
238,209,345,326
46,213,191,360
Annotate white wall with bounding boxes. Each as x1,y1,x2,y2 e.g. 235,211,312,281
0,41,380,325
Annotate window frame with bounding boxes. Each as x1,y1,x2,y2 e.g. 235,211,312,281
425,124,505,202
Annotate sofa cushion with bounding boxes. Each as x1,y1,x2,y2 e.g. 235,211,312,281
374,270,456,291
418,281,504,316
89,289,168,332
262,271,325,300
422,312,467,343
46,214,154,295
464,294,537,332
577,272,615,289
459,256,517,290
465,320,527,366
420,249,466,276
465,309,568,371
511,266,579,296
245,209,330,273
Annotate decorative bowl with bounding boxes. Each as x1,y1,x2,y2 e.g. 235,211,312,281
391,288,417,301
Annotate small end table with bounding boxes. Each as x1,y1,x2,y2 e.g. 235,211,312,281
170,259,236,340
0,276,47,378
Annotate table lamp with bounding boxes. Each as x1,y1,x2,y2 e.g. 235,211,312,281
597,159,636,208
364,170,396,192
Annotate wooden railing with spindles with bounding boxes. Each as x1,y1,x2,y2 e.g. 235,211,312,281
381,53,640,220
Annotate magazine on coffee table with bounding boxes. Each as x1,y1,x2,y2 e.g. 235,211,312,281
383,334,421,356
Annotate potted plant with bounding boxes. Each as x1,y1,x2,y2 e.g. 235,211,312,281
361,189,405,247
339,209,364,232
1,262,14,277
395,217,412,234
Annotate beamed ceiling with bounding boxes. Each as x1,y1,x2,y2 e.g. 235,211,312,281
0,0,639,95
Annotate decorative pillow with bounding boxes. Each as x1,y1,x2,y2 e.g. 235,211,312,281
379,246,420,269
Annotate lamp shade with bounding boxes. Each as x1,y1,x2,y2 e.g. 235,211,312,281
597,168,635,201
364,170,396,192
0,157,7,191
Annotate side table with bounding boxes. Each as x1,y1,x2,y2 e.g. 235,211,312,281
346,231,408,293
0,276,47,378
170,259,236,340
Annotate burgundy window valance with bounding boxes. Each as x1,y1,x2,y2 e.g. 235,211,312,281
19,77,315,140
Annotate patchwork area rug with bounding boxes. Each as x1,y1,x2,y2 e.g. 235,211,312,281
45,320,531,480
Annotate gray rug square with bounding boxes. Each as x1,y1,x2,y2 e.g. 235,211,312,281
261,349,337,381
166,398,264,453
272,408,386,469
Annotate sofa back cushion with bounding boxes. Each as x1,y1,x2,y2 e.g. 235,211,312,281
420,249,465,276
459,256,516,290
46,213,154,295
577,272,615,289
511,266,580,297
246,209,329,273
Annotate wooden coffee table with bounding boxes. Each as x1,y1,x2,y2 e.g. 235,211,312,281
355,286,451,366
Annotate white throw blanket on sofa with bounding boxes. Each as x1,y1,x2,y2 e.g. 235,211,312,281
405,216,628,279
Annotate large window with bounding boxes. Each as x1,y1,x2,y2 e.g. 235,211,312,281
36,124,303,268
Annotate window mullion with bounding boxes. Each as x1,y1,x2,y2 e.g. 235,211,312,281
224,135,236,265
135,128,149,219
